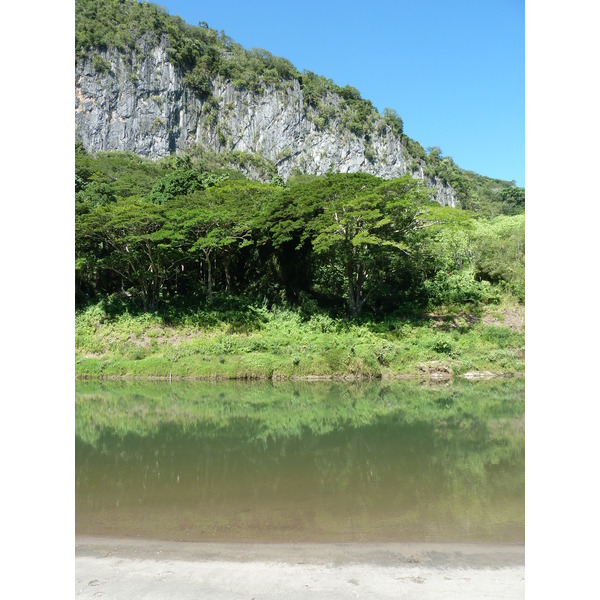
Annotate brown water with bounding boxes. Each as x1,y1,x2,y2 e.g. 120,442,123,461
75,379,524,543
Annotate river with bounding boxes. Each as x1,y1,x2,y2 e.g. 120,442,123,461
75,378,524,544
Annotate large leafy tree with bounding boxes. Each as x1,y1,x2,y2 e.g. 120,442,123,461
299,174,429,315
169,180,273,303
76,201,184,310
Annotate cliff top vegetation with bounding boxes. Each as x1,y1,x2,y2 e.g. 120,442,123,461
75,0,524,215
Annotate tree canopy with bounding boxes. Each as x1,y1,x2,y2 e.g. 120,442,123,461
75,150,524,314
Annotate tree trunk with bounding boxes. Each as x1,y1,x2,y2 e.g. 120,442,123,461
204,249,213,304
223,250,231,293
347,261,366,316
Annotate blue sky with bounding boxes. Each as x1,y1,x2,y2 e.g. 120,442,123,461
151,0,524,186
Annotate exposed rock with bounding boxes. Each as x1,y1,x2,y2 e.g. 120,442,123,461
417,362,454,379
75,42,458,206
461,371,499,380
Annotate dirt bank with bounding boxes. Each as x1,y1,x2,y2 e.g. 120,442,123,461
76,536,524,599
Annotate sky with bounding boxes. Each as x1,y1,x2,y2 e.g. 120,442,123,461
151,0,524,186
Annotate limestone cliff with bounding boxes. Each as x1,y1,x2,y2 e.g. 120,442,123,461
75,41,457,207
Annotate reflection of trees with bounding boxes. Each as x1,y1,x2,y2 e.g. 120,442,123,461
75,378,524,445
76,379,524,541
76,412,523,535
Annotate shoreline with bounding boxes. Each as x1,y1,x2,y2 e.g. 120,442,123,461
76,535,525,567
74,370,524,382
76,303,525,383
76,535,524,599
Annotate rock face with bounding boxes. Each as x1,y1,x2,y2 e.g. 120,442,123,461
75,41,457,206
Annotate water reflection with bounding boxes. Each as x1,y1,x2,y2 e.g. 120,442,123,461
76,379,524,543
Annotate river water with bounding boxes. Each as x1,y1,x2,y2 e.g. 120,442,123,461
75,378,524,543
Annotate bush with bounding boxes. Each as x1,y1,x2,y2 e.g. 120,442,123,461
424,269,484,305
92,54,112,74
383,108,403,136
433,339,454,355
185,65,212,97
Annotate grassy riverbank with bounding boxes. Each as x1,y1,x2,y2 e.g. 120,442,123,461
75,300,524,380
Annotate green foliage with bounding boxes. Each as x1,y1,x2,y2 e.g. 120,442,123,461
433,339,454,355
415,207,524,306
75,151,525,317
339,84,362,101
75,181,117,214
185,63,212,97
92,54,112,74
227,150,277,179
75,148,172,199
75,299,525,379
292,173,431,315
404,137,427,162
500,186,526,215
76,198,191,310
298,71,379,138
383,107,403,136
423,269,497,306
420,146,524,216
300,71,332,108
145,167,227,204
76,0,166,56
472,215,525,302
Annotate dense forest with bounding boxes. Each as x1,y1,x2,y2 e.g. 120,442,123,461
76,145,524,317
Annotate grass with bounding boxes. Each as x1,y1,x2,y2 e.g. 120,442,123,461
75,301,524,380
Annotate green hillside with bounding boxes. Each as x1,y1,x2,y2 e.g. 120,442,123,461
75,0,524,215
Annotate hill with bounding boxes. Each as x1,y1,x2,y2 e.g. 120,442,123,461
75,0,523,214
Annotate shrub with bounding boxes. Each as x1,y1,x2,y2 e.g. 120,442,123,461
433,339,454,355
92,54,112,74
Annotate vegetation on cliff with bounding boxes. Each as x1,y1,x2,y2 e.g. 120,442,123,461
75,0,524,213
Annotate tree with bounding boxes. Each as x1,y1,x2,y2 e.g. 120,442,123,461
169,180,271,302
383,107,403,136
304,174,429,315
500,186,525,215
472,214,525,297
76,201,183,310
145,169,211,204
75,181,117,214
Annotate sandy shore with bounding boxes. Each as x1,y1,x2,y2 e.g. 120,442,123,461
76,536,524,599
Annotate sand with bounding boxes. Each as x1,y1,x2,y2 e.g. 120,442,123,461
76,536,524,599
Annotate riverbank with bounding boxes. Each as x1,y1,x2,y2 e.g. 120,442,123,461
75,536,524,599
75,302,524,380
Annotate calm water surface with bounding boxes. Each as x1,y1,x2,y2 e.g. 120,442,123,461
75,379,524,543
